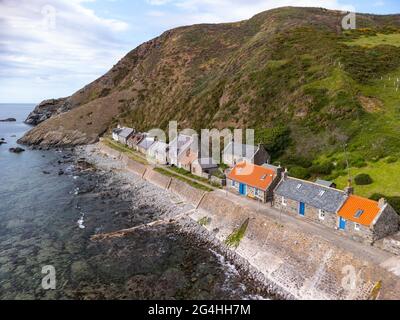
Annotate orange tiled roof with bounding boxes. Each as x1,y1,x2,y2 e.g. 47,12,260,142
228,162,276,191
337,195,381,226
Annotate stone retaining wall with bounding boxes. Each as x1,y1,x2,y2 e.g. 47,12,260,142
125,158,147,176
169,179,205,205
143,169,171,190
99,143,123,160
97,142,400,300
194,192,400,300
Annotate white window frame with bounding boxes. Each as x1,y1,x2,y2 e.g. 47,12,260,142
319,209,326,220
281,196,287,206
354,223,360,231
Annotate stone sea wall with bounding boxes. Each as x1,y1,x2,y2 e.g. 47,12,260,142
97,142,400,300
194,192,400,300
143,169,171,190
98,143,205,205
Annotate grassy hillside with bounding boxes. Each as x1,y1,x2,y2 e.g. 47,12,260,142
20,7,400,201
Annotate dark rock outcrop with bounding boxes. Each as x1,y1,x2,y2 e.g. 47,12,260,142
9,147,25,153
24,98,70,126
0,118,16,122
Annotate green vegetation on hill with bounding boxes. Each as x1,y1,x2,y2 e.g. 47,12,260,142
23,7,400,200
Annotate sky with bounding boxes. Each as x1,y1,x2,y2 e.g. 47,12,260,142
1,0,399,103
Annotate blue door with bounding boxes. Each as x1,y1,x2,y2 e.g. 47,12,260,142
299,202,305,216
239,183,247,195
339,217,347,230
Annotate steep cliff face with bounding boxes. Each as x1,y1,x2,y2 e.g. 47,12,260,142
25,98,70,125
19,7,400,163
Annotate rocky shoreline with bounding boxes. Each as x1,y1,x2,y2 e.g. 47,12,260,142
75,144,291,300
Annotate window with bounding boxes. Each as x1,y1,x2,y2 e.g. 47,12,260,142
282,196,287,206
296,184,302,189
318,190,325,197
355,223,360,231
319,210,326,220
354,209,365,218
232,180,236,187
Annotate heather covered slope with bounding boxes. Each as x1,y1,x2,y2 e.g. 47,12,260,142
19,6,400,198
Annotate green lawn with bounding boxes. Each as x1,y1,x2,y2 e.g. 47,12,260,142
168,166,210,183
344,33,400,48
312,68,400,199
102,138,148,165
154,167,213,192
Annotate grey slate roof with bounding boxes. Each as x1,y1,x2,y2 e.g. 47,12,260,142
149,141,168,153
275,177,346,213
224,142,256,158
138,137,155,151
169,134,193,157
197,158,218,169
118,128,134,139
315,179,335,188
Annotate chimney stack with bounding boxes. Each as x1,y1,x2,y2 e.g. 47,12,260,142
378,198,387,209
283,168,288,181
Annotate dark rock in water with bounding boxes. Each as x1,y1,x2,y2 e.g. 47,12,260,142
9,147,25,153
0,141,7,146
24,98,70,126
0,118,16,122
10,135,16,138
42,171,51,175
58,170,64,176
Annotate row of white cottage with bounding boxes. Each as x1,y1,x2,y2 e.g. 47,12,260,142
112,126,271,178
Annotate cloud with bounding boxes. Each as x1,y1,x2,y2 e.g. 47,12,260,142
0,0,360,103
0,0,130,102
145,0,355,26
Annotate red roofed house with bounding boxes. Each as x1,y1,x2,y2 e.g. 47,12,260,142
337,194,399,244
227,162,282,203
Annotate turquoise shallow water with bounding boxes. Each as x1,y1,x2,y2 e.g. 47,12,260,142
0,104,273,300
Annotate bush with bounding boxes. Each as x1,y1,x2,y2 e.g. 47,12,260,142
354,173,373,185
386,156,398,164
255,126,291,159
282,155,312,168
352,159,367,168
310,161,334,175
289,166,310,180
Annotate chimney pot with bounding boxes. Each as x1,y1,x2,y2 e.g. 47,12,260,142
378,198,387,209
283,168,288,180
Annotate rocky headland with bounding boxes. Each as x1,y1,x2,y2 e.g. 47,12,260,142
24,98,70,126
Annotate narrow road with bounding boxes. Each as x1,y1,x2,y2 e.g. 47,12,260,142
214,189,394,266
157,165,218,191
